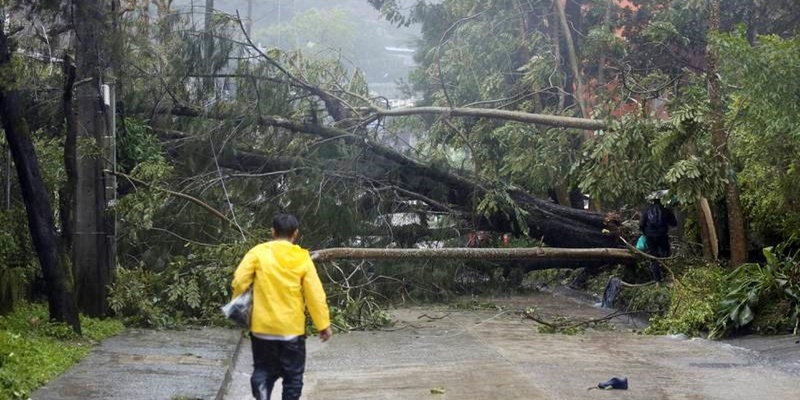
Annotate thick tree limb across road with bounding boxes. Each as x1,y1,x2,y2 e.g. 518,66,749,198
311,247,637,264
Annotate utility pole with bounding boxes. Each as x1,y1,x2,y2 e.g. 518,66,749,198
71,0,113,317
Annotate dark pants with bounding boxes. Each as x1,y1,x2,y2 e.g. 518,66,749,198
645,235,670,282
250,335,306,400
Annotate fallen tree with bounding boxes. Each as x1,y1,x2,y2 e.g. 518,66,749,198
160,105,619,248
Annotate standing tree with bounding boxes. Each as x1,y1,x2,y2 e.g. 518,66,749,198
707,0,747,266
0,12,81,333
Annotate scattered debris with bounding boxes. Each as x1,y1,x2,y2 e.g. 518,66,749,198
430,387,447,394
596,376,628,390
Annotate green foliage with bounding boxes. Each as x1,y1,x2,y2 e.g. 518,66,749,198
710,242,800,338
109,242,250,328
497,124,579,198
0,303,122,399
326,295,393,332
719,31,800,240
114,158,173,235
646,266,726,336
0,210,36,314
118,118,164,173
579,116,666,206
475,188,529,235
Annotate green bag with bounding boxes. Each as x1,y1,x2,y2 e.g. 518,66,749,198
636,235,648,251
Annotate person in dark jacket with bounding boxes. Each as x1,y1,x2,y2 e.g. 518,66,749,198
639,193,677,282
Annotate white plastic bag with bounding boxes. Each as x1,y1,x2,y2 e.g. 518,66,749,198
221,286,252,329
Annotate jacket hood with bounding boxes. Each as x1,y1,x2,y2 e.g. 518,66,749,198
266,240,310,270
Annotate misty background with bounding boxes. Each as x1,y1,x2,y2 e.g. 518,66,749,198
174,0,420,100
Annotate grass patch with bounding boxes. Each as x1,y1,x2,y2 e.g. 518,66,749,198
0,303,124,399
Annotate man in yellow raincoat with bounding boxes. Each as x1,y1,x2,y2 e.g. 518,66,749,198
231,213,332,400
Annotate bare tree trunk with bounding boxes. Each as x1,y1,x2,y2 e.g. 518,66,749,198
549,10,566,111
707,0,747,267
60,54,77,282
697,196,718,260
72,0,112,316
0,23,81,333
554,0,589,119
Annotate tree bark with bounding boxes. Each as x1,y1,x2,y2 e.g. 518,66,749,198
698,196,718,260
707,0,747,267
61,54,77,260
0,23,81,333
72,0,113,316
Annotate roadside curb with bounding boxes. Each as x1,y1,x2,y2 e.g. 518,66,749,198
216,330,246,400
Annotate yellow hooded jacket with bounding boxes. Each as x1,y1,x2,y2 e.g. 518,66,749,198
231,240,330,336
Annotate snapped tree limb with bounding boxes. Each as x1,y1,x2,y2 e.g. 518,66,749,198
366,106,606,131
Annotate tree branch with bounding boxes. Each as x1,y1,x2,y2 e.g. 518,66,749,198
105,169,246,238
366,106,606,130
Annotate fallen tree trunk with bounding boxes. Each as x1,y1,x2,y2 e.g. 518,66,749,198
311,247,636,263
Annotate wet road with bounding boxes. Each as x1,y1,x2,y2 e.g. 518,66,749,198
226,291,800,400
33,327,240,400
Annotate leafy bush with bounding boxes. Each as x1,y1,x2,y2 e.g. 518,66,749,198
0,303,123,399
646,265,726,336
710,242,800,338
109,242,247,328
